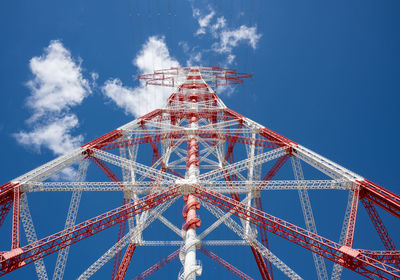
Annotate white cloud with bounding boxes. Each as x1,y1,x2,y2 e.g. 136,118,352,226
179,41,190,53
15,115,83,155
187,52,202,66
26,40,91,121
135,36,180,74
211,16,226,37
103,36,180,118
102,79,171,117
189,3,262,67
193,7,215,35
213,25,262,54
14,40,91,180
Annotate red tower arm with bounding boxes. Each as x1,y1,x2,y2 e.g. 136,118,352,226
192,185,400,280
114,243,136,280
0,186,179,277
359,180,400,219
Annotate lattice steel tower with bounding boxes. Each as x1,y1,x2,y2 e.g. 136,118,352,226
0,67,399,279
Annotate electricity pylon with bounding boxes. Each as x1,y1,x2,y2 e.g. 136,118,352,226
0,67,399,280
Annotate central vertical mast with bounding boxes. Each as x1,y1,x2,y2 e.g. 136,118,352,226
182,68,203,280
138,66,251,279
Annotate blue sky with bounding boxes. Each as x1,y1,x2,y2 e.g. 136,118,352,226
0,0,399,279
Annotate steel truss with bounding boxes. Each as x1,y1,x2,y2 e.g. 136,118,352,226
0,66,398,280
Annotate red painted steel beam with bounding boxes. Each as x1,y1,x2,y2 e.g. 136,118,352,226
82,129,123,151
0,186,179,276
200,247,254,280
0,182,20,198
191,185,400,280
112,198,128,280
253,154,291,279
138,109,162,124
254,198,273,280
221,171,271,279
141,125,161,165
223,108,296,148
344,186,360,248
114,243,136,280
361,197,400,267
360,250,400,265
132,248,180,280
11,187,20,250
250,246,270,280
358,180,400,219
220,144,273,280
89,157,128,280
0,194,13,227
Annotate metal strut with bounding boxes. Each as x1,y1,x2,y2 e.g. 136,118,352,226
200,247,254,280
53,158,89,280
291,157,328,280
133,248,180,280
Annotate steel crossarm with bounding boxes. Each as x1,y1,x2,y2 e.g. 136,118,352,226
53,158,89,280
114,243,136,280
200,247,254,280
138,240,248,246
200,200,302,279
192,185,400,280
22,179,348,193
16,176,354,196
199,180,350,192
198,147,289,181
223,109,295,148
77,196,179,280
360,198,398,256
132,248,180,280
90,148,179,182
21,181,167,193
20,193,49,280
359,250,400,265
10,148,84,185
291,157,328,280
358,180,400,219
292,146,362,181
0,186,180,277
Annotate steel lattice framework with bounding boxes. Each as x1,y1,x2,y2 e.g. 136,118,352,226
0,66,399,279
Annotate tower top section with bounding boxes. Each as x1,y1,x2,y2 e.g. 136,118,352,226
138,66,251,88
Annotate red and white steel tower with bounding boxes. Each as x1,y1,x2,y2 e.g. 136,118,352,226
0,66,399,279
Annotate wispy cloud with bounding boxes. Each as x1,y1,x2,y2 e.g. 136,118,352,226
14,40,92,179
213,25,262,54
102,36,180,118
16,115,83,155
188,4,262,67
193,7,215,35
